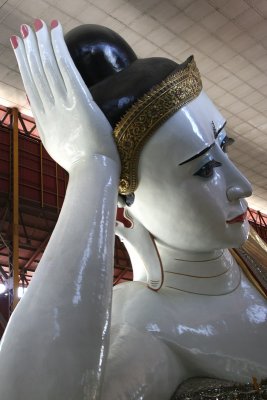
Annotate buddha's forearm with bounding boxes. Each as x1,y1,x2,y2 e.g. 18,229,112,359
36,154,119,294
0,155,120,400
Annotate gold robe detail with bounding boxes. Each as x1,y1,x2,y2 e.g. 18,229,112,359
231,227,267,300
172,377,267,399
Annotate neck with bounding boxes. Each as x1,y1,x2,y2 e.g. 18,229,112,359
155,240,241,295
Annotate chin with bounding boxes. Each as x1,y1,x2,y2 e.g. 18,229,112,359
225,220,250,248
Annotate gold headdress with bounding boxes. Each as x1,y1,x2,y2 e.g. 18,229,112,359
66,27,202,195
113,57,202,195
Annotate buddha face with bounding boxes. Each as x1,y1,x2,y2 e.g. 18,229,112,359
128,91,252,253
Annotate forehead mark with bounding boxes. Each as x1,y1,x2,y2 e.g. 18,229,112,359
212,120,227,139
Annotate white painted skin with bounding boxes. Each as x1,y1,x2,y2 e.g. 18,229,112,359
1,20,119,400
0,19,266,400
129,91,252,253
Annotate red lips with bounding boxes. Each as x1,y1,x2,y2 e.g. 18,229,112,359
227,210,248,224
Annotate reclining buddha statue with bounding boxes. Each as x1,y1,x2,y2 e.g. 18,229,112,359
0,18,266,400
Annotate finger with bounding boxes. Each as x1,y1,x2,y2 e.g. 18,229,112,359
10,35,44,114
34,113,46,145
21,23,54,109
34,19,66,100
50,20,93,101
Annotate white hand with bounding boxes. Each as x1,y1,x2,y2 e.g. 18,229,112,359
11,19,120,172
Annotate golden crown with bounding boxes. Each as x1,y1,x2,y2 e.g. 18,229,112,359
113,56,202,195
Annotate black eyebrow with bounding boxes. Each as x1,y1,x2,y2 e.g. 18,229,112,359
212,121,227,139
179,142,215,166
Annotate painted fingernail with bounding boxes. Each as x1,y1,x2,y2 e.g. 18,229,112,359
51,19,58,29
34,19,43,32
21,24,29,39
10,35,19,49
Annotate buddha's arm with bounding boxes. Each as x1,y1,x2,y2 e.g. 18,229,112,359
102,322,187,400
0,19,120,400
0,156,119,400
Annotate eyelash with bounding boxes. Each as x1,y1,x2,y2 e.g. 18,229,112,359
221,136,235,153
194,159,222,178
193,135,235,179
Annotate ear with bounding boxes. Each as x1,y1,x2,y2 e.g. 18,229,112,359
116,196,133,229
117,194,126,208
115,210,163,291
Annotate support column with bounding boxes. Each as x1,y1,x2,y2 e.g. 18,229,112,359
40,142,44,208
12,108,19,310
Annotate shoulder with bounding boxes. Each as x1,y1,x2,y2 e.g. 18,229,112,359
112,281,175,322
105,321,186,400
113,281,151,300
112,281,154,324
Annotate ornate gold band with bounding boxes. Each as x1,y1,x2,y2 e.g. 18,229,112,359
113,56,203,195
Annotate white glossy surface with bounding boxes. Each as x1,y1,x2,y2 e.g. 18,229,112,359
116,212,163,290
129,91,252,253
0,21,120,400
0,19,266,400
105,271,267,399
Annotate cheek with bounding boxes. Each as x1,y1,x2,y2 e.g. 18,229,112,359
133,165,229,235
172,179,228,240
179,176,227,216
136,186,222,243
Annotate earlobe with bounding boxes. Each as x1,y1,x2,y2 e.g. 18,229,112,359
116,206,133,229
115,212,164,290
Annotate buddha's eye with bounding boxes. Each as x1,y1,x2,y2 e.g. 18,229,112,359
194,159,222,178
221,136,235,153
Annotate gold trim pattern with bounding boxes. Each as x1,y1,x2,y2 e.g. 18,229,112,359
172,377,267,399
113,57,203,195
230,227,267,300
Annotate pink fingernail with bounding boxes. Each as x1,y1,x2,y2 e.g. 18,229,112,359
21,24,29,39
51,20,58,29
10,35,19,49
34,19,43,32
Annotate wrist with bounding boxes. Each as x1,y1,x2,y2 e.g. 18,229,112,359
69,153,121,177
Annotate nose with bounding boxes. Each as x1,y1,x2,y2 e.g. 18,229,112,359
227,185,252,201
226,164,252,202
